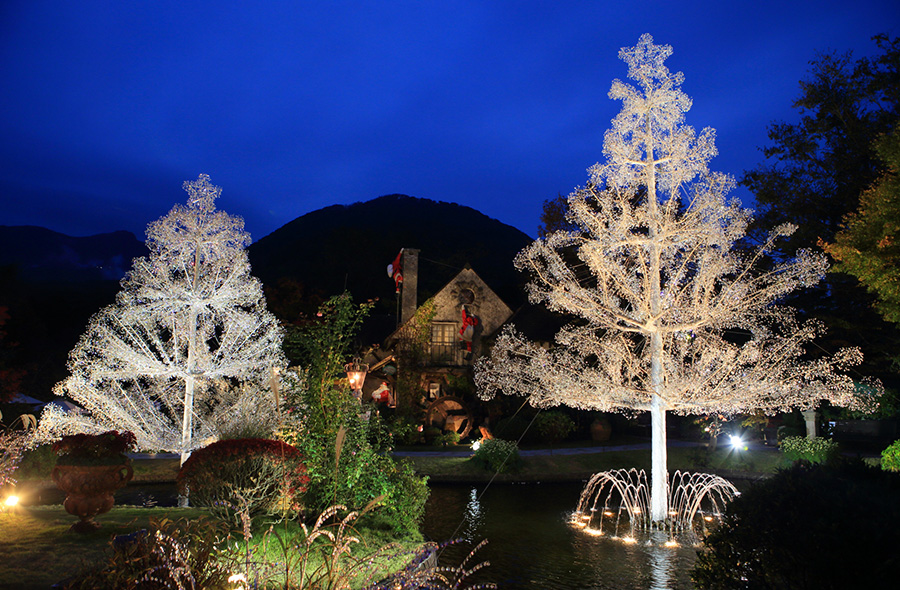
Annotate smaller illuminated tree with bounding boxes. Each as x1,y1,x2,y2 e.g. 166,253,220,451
476,35,877,523
39,175,285,464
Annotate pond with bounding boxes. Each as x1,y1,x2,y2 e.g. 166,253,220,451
421,482,698,590
28,480,701,589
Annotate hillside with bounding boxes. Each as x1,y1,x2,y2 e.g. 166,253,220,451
248,195,532,317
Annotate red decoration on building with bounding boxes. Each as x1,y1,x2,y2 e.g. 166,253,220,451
459,304,479,359
387,250,404,293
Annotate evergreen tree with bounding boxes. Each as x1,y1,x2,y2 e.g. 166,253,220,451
476,35,873,522
39,175,285,464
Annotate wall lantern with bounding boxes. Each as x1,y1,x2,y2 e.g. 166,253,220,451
345,358,368,395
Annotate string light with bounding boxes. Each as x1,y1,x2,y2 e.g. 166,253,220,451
38,175,285,460
475,34,878,520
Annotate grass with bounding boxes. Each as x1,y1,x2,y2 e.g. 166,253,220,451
0,505,423,590
0,505,208,590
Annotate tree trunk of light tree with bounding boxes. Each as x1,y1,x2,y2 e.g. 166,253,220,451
650,332,668,522
647,125,668,524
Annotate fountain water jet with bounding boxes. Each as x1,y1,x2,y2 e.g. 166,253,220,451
571,469,739,544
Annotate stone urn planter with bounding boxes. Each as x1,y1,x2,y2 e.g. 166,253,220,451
50,430,137,533
52,462,134,532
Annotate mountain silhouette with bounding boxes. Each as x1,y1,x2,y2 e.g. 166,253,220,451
248,194,532,315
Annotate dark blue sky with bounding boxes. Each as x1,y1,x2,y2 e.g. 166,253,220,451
1,1,897,241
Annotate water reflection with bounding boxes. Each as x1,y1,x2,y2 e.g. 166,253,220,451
423,482,697,590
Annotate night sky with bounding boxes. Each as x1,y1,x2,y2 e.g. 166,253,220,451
1,1,897,242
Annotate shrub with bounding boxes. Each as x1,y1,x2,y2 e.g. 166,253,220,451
53,430,136,466
472,438,521,473
279,294,429,534
433,431,460,447
422,425,442,444
692,460,900,589
779,435,840,464
177,438,308,523
377,460,430,534
389,417,423,446
533,410,575,444
882,439,900,471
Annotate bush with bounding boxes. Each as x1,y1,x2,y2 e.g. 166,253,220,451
471,438,521,473
377,460,430,534
422,425,442,444
389,416,423,446
279,294,429,534
692,460,900,589
177,438,308,523
433,431,460,447
533,410,575,444
779,435,840,464
882,439,900,471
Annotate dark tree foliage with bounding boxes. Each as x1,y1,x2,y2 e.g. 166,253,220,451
742,35,899,252
823,125,900,325
537,193,575,237
692,460,900,590
741,35,900,390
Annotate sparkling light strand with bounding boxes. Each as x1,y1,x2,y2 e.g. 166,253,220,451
38,175,286,454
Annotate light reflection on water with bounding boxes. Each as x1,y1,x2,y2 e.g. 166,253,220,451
421,482,697,590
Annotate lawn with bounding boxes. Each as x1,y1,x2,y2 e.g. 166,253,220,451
0,506,208,590
0,505,422,590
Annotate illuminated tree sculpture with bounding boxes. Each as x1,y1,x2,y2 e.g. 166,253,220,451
40,175,285,465
475,35,875,523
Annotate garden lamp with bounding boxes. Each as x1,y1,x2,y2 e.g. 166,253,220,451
345,358,368,395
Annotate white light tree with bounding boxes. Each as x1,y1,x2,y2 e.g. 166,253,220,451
475,35,876,523
39,175,285,465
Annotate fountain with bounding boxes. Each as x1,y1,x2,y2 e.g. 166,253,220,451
571,469,739,545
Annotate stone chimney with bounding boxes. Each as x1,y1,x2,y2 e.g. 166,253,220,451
400,248,420,325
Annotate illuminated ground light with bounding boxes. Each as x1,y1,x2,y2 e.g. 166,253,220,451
472,440,482,451
704,515,714,522
603,510,614,517
664,540,679,548
583,528,603,536
730,434,748,451
3,495,19,508
620,536,637,544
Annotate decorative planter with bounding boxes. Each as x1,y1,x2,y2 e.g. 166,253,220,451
51,462,134,532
